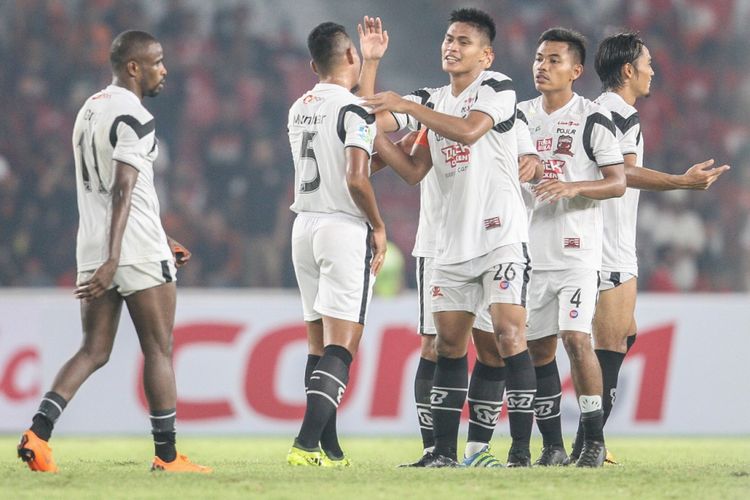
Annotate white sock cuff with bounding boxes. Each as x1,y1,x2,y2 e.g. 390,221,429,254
578,394,602,413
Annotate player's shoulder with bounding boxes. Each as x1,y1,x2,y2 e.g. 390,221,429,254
517,95,542,116
478,70,513,92
594,91,637,117
575,94,614,121
406,85,443,105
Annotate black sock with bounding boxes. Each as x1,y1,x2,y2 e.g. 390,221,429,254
503,350,536,453
414,357,436,451
626,333,637,352
533,359,564,448
150,408,177,462
296,345,352,450
595,349,626,425
467,361,506,446
305,354,343,459
581,409,605,443
431,355,468,460
30,391,68,441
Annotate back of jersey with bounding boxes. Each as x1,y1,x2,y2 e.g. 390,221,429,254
73,85,170,271
288,83,376,219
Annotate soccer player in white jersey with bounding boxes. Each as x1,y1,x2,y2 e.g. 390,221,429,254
565,32,730,463
285,21,385,467
365,8,538,468
518,28,626,467
17,31,210,474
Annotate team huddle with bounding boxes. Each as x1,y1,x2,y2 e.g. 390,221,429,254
16,8,727,475
286,8,728,469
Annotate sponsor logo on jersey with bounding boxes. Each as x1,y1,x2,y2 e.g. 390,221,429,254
569,309,579,319
564,237,581,248
302,94,322,104
554,134,574,156
431,286,443,298
460,96,476,117
536,137,552,152
498,280,510,290
484,216,502,230
357,124,375,146
441,143,471,169
542,159,565,179
557,120,579,127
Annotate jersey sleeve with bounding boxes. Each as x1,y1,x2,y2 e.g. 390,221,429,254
582,108,624,167
470,76,516,131
392,90,432,132
515,110,537,156
111,115,156,173
611,112,641,156
339,104,376,156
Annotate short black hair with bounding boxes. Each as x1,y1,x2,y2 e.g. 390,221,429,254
307,22,350,75
110,30,159,71
449,8,495,44
538,27,586,65
595,32,646,91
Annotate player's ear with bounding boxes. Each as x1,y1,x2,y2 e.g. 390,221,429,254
310,60,319,76
126,60,139,78
622,62,634,81
345,46,355,65
571,62,584,81
483,47,495,69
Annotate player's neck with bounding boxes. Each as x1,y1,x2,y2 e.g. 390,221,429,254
112,77,143,101
541,88,574,114
611,86,637,106
449,67,483,97
319,74,356,92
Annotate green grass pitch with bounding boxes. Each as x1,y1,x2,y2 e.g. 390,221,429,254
1,436,748,499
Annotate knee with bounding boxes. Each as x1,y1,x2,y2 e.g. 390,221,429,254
562,333,591,362
81,346,111,370
494,320,525,353
528,338,556,366
435,336,465,358
420,336,437,361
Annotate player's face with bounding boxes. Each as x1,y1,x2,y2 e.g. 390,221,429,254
533,41,582,94
138,42,167,98
631,45,654,98
441,22,492,75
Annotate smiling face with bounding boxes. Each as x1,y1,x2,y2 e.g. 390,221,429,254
137,42,167,98
441,22,493,76
533,40,582,94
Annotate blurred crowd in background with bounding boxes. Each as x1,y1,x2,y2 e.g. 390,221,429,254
1,0,749,292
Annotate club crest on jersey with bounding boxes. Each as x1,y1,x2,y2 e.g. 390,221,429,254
441,143,471,169
564,237,581,248
431,286,443,298
542,159,565,180
554,135,574,156
536,137,552,152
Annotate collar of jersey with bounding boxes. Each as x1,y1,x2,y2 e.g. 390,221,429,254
540,92,579,118
105,84,141,103
313,82,350,93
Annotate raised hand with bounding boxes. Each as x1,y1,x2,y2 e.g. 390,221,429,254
358,15,389,61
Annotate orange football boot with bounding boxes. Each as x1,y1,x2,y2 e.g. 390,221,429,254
18,430,58,473
151,454,213,473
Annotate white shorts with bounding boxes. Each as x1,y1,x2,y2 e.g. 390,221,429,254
526,268,599,341
430,243,531,317
76,259,176,297
416,256,496,335
292,212,375,324
598,271,637,292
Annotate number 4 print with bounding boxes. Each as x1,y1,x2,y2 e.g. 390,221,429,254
570,288,582,307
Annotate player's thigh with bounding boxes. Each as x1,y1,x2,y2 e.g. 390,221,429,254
525,270,558,343
125,281,177,355
416,257,438,336
314,218,374,324
78,287,124,356
557,269,599,335
322,315,364,357
433,310,474,356
307,319,324,356
291,215,321,322
593,275,637,352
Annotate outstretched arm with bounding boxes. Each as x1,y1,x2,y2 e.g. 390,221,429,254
625,156,729,191
355,16,389,97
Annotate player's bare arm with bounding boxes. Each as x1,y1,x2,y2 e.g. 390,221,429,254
355,16,389,97
74,160,138,301
370,130,419,175
364,91,494,145
624,156,730,191
373,131,432,185
533,163,625,203
167,237,191,268
346,146,387,275
519,154,543,183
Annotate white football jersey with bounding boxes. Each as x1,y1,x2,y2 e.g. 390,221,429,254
518,93,623,271
73,85,171,272
595,91,644,275
288,83,376,220
393,71,528,265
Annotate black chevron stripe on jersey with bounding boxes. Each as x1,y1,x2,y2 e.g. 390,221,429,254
336,104,375,144
409,89,432,105
582,112,617,163
516,109,528,125
481,78,514,93
109,115,156,147
611,111,642,145
492,104,517,134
